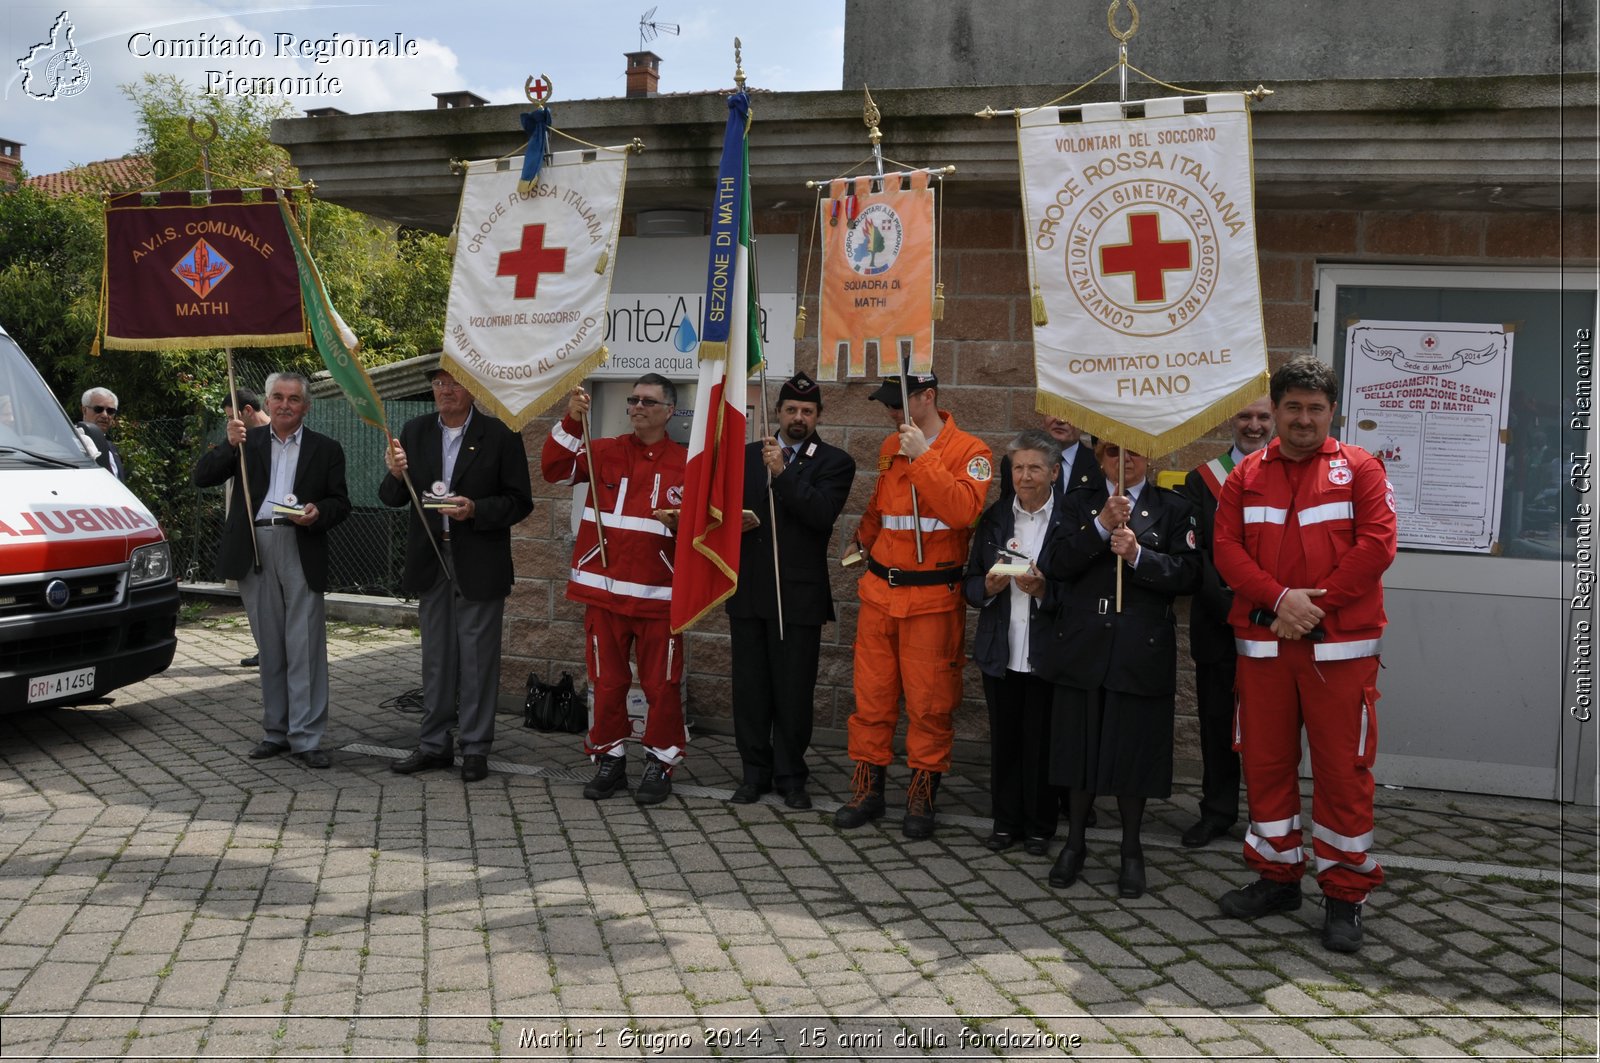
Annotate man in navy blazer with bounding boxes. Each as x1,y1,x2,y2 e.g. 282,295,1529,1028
725,372,856,809
193,372,350,767
380,367,533,782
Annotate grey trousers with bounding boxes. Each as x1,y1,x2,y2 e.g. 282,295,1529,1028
239,526,329,752
416,544,506,757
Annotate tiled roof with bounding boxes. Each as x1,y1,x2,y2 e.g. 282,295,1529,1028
25,156,154,197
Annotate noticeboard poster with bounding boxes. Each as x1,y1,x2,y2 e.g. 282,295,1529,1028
1341,319,1514,553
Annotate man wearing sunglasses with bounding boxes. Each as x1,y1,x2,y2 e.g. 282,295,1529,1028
543,374,688,806
80,387,128,482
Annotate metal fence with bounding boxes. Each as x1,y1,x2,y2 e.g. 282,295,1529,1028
131,392,434,599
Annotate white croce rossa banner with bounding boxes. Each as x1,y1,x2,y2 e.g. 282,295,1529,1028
1018,93,1268,455
442,150,627,429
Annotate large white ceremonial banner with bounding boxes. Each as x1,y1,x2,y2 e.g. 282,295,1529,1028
442,151,627,429
1018,93,1268,455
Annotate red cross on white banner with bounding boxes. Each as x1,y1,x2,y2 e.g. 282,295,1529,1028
1099,212,1192,304
497,224,567,299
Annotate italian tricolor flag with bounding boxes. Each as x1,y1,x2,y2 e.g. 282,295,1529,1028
672,90,762,633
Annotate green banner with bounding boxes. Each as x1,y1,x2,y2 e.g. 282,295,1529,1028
277,199,387,433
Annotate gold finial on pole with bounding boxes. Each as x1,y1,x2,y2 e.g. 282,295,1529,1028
1107,0,1140,43
733,37,745,90
863,85,882,146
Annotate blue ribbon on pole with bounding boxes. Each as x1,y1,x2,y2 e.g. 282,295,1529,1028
518,107,553,193
697,90,749,361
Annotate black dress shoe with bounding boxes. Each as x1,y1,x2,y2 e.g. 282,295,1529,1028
247,740,288,759
1118,854,1146,899
240,654,260,668
731,780,770,804
1048,846,1086,888
1023,836,1051,857
1181,818,1233,848
297,748,331,769
391,749,453,775
460,754,488,781
781,788,812,810
983,831,1016,852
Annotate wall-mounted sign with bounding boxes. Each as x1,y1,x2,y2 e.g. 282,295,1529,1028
590,235,797,381
1342,319,1515,553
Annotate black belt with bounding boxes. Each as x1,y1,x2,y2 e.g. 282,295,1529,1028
866,557,961,588
253,517,293,527
1072,596,1175,621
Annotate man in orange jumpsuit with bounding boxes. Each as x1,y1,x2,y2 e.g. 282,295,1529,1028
835,372,993,839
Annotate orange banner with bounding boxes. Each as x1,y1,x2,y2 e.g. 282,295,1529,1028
818,171,934,379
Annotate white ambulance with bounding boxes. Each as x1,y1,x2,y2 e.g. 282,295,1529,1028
0,322,178,712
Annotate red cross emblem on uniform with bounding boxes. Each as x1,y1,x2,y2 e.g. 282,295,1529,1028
1099,212,1192,303
497,223,567,299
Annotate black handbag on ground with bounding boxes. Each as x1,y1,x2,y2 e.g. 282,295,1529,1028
523,671,586,734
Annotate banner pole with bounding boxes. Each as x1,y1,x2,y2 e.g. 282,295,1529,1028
900,358,926,565
580,412,610,569
225,351,262,574
757,361,785,642
1115,447,1126,611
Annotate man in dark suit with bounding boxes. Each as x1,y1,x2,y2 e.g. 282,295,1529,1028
725,372,855,809
999,414,1097,505
380,367,533,782
1178,397,1274,848
80,387,128,482
193,372,350,767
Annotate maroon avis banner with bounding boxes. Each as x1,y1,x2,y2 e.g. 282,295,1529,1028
100,189,306,350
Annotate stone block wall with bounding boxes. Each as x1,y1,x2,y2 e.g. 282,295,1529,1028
497,203,1595,765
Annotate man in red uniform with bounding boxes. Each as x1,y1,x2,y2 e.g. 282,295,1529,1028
1213,358,1397,953
542,373,688,806
835,372,993,839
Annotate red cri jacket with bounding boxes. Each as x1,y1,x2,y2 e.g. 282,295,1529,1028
857,410,993,618
1213,436,1397,661
542,414,686,619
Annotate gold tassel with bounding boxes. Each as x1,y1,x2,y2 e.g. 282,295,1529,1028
89,336,101,358
932,282,946,322
1031,285,1049,326
793,305,807,340
446,226,458,256
594,249,608,275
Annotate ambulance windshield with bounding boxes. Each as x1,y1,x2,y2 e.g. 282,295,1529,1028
0,328,97,467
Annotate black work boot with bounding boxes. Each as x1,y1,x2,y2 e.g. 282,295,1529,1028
901,769,941,840
833,762,887,829
583,753,629,800
1218,876,1303,919
1321,897,1364,953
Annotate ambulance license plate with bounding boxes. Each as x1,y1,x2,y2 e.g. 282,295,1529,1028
27,666,95,704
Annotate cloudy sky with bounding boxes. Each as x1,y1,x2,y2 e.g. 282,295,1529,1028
2,0,846,177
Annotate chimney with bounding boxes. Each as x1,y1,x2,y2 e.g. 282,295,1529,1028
625,51,661,98
0,140,22,188
432,90,489,109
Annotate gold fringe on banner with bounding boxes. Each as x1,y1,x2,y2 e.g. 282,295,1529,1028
439,344,611,433
698,341,729,363
1035,371,1269,460
101,331,309,352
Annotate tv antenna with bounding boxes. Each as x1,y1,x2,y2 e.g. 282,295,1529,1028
639,7,679,51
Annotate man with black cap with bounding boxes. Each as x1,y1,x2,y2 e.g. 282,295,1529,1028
725,371,856,809
380,366,533,782
836,371,993,839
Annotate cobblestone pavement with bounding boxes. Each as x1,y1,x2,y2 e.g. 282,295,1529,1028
0,612,1596,1061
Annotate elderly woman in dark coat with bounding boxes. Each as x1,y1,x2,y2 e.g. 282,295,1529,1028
1038,439,1200,898
962,429,1068,857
